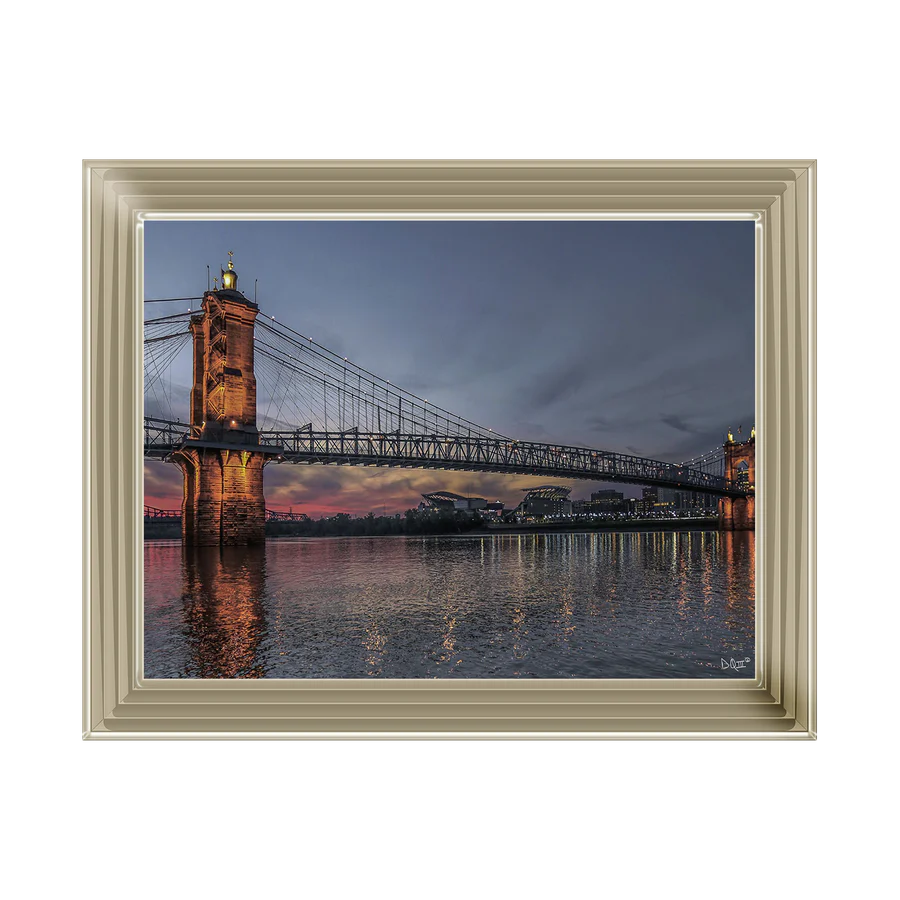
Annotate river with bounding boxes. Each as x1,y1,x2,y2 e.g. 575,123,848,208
144,530,755,679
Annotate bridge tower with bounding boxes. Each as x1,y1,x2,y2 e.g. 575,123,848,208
173,254,279,545
718,428,755,531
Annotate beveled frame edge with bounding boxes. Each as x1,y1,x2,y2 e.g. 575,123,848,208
83,160,816,739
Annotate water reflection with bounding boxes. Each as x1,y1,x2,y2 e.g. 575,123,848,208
435,603,459,666
511,606,528,664
180,544,268,678
363,619,387,675
557,591,576,641
144,530,756,679
701,532,713,605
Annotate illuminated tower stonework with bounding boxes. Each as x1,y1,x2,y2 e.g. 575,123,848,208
718,430,755,531
173,254,279,545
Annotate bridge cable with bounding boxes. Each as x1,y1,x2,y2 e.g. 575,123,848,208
259,346,324,429
144,297,203,306
256,352,313,431
144,331,191,421
256,316,510,440
146,338,181,420
144,310,196,326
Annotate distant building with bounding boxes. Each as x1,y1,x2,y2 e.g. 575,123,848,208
514,485,572,519
656,488,678,512
482,501,505,519
671,490,718,513
422,491,488,512
572,490,719,518
632,487,673,515
591,489,623,502
734,460,751,492
590,489,627,513
630,487,717,516
636,486,659,515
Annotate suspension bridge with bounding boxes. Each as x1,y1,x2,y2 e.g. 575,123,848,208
144,255,754,544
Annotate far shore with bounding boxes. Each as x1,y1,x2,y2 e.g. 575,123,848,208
478,519,719,536
144,517,724,540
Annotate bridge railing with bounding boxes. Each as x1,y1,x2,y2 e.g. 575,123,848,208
144,505,182,520
143,505,310,522
265,509,311,522
144,417,190,458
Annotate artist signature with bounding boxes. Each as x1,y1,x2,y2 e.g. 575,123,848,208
721,657,752,671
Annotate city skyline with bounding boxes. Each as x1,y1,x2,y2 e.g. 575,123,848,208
144,220,754,517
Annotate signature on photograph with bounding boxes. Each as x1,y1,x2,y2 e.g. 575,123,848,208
720,656,752,671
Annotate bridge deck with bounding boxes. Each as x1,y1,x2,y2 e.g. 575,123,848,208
144,418,746,497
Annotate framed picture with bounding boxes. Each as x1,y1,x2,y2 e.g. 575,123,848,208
84,160,816,739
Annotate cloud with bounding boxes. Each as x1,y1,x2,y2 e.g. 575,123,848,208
660,413,702,434
598,356,722,407
585,413,645,435
257,411,308,431
652,407,753,462
143,460,183,509
525,358,593,411
144,381,192,421
263,466,604,517
390,374,452,396
509,421,552,442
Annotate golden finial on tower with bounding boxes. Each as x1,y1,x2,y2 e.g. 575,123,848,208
222,250,238,290
727,429,734,442
213,275,219,291
751,426,756,439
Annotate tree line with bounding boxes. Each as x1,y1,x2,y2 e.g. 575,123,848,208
266,508,485,537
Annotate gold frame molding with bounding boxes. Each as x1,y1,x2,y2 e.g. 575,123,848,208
83,160,816,739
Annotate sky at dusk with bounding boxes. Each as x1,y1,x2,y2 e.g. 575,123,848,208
144,220,755,516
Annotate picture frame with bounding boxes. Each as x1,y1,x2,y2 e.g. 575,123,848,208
83,159,816,739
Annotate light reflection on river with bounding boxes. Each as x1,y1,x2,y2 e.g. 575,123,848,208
144,530,755,679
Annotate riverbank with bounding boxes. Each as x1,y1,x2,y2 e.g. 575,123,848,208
145,517,722,539
477,519,719,536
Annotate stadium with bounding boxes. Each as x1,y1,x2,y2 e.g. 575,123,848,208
512,485,572,519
